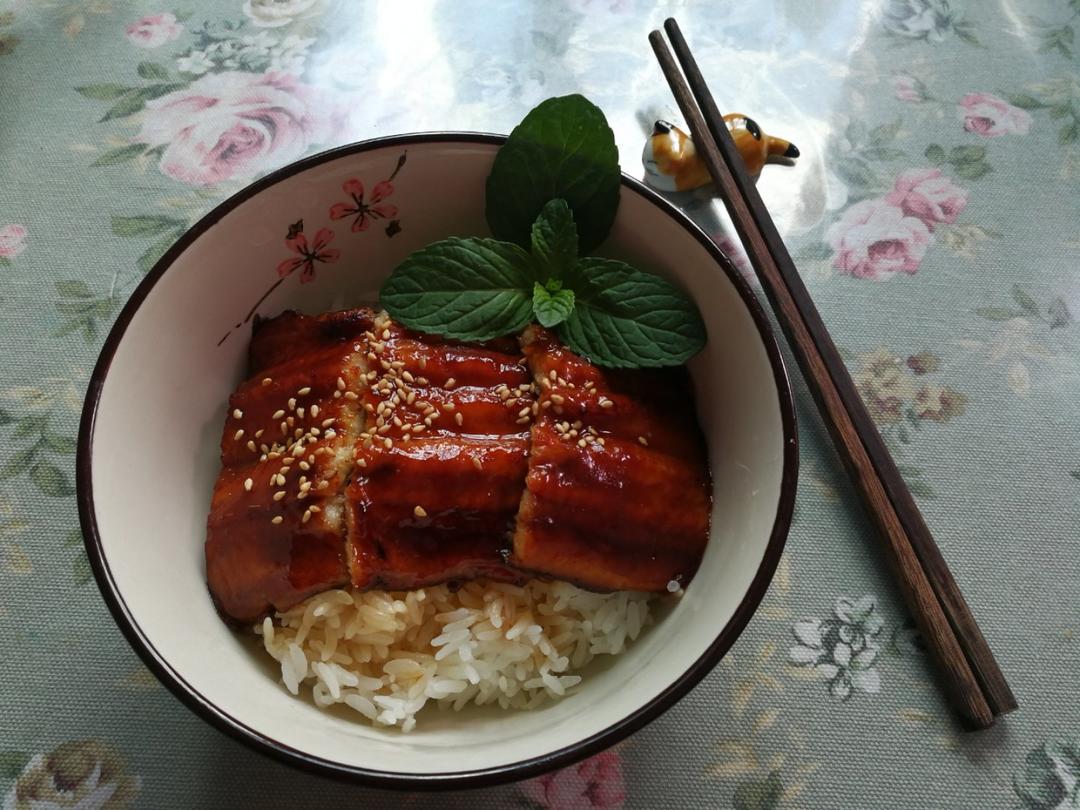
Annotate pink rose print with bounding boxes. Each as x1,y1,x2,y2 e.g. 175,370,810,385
893,75,925,103
521,751,626,810
957,92,1032,138
125,13,183,49
329,179,398,232
0,224,27,259
827,198,931,280
885,168,967,231
136,72,344,186
276,221,340,283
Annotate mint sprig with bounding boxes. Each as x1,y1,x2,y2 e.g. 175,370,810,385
533,281,575,328
486,95,620,255
379,237,536,342
379,95,706,368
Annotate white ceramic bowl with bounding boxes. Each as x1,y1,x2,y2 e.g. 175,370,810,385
78,134,797,788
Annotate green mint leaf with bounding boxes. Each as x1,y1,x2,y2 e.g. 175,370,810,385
486,94,620,254
556,258,705,368
533,282,575,328
380,237,536,341
531,199,578,277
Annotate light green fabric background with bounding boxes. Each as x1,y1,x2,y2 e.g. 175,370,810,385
1,0,1078,807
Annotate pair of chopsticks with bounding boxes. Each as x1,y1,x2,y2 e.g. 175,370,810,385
650,19,1016,729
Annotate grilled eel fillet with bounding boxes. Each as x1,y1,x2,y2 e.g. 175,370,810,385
206,309,711,623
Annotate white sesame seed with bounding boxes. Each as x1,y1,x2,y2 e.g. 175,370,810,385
299,461,310,471
262,378,272,387
298,491,308,500
254,429,264,439
272,409,285,420
471,457,483,471
244,478,253,491
273,491,286,502
402,370,415,383
578,438,587,448
516,416,531,425
232,409,243,419
455,412,463,426
344,391,359,400
309,505,321,513
324,429,336,438
444,377,456,389
282,457,294,466
275,474,286,486
337,377,347,391
383,438,393,449
414,505,427,518
444,402,456,411
411,424,424,433
302,509,312,523
518,406,530,418
310,405,319,418
288,398,297,410
271,516,283,525
599,399,614,408
297,407,305,419
550,394,565,405
356,458,367,468
333,391,342,399
638,436,649,446
300,481,312,493
298,386,311,396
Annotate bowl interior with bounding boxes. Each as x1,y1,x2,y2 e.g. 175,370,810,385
83,137,793,781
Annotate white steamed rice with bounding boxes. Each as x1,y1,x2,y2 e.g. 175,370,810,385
255,579,655,732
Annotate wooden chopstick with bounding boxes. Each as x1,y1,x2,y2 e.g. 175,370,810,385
650,19,1016,728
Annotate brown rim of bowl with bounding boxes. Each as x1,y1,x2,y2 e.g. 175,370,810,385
76,132,798,791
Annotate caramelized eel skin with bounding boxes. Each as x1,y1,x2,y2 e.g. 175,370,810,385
206,312,712,623
512,326,712,592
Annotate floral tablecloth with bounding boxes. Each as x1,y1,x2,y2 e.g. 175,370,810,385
2,0,1079,807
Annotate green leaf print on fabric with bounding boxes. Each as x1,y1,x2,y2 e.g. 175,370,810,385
0,404,77,497
52,281,118,342
110,215,189,276
975,285,1075,329
733,771,784,810
923,143,992,179
0,750,30,780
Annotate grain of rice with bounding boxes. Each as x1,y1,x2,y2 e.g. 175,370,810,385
257,579,654,731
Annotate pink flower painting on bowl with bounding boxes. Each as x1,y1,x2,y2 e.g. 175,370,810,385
957,92,1032,138
135,72,344,187
885,168,968,231
125,13,183,49
329,179,398,232
826,198,931,280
